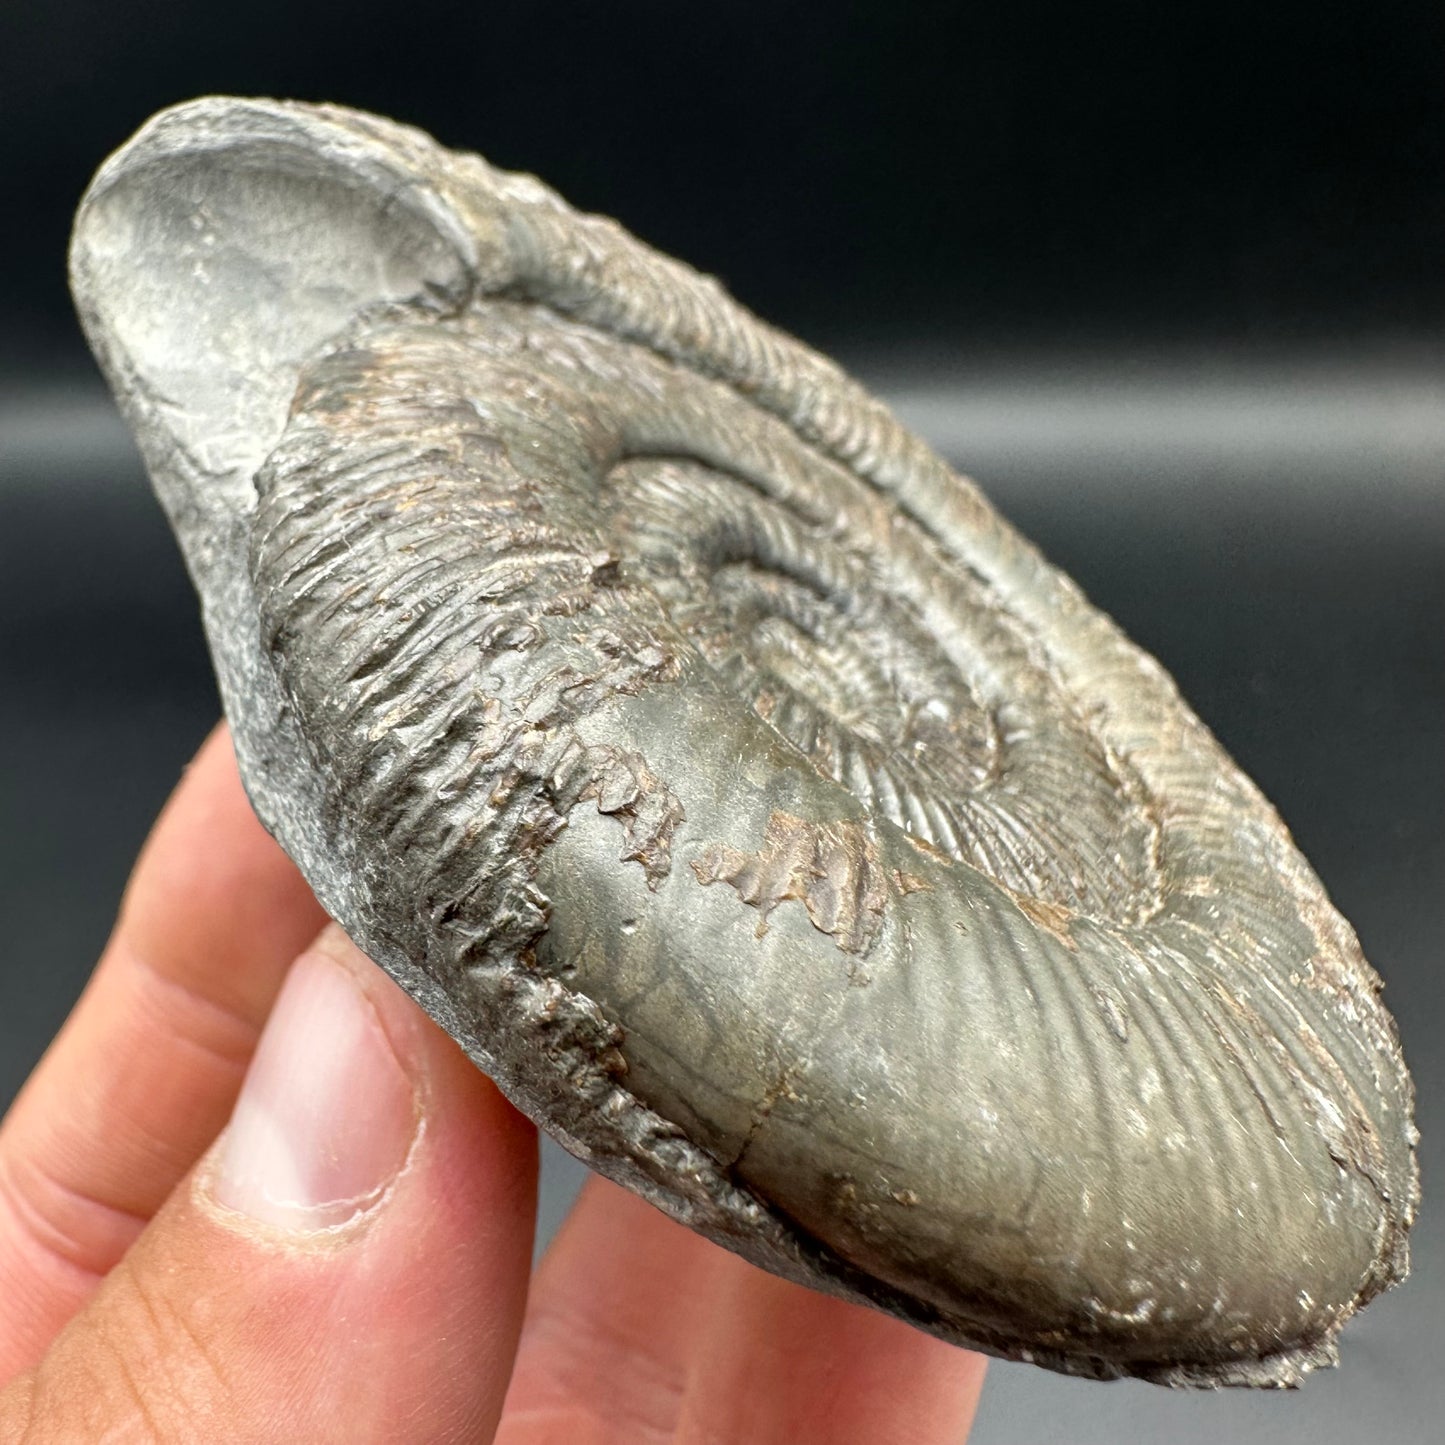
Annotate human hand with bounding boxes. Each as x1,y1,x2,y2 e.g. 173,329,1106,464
0,725,986,1442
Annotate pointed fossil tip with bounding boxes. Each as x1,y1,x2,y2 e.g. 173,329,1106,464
69,96,481,513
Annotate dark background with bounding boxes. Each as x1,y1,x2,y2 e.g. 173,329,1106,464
6,0,1445,367
1,3,1441,1441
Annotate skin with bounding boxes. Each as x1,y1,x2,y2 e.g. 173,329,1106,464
0,725,985,1442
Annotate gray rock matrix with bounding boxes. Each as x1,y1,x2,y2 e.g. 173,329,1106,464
70,98,1417,1387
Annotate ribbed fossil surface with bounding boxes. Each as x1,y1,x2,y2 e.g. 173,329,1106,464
70,98,1417,1386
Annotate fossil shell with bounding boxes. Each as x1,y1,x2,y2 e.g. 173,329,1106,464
70,97,1418,1387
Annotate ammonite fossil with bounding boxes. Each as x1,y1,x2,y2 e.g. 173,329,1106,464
69,98,1418,1387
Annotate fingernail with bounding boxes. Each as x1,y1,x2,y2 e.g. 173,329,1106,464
211,940,419,1230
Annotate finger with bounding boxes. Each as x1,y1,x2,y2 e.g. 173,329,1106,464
0,725,326,1373
0,928,538,1444
496,1178,721,1443
682,1246,986,1444
498,1177,985,1444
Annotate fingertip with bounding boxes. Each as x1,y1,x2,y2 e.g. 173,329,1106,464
207,933,421,1232
7,937,538,1443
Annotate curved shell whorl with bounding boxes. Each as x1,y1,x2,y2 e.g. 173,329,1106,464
69,96,1417,1388
250,297,1415,1381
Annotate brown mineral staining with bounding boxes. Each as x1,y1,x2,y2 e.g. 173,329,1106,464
691,809,892,954
1011,893,1078,950
578,746,685,890
891,868,931,896
904,833,953,866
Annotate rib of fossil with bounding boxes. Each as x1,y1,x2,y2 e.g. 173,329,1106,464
69,97,1418,1386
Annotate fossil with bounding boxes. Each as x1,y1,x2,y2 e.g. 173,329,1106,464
69,97,1418,1387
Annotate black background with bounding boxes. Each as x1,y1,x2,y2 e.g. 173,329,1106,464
0,4,1441,1441
5,1,1445,367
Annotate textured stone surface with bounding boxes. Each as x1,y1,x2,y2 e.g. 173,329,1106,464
70,97,1417,1386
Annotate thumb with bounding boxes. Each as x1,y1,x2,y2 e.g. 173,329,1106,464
0,927,537,1445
